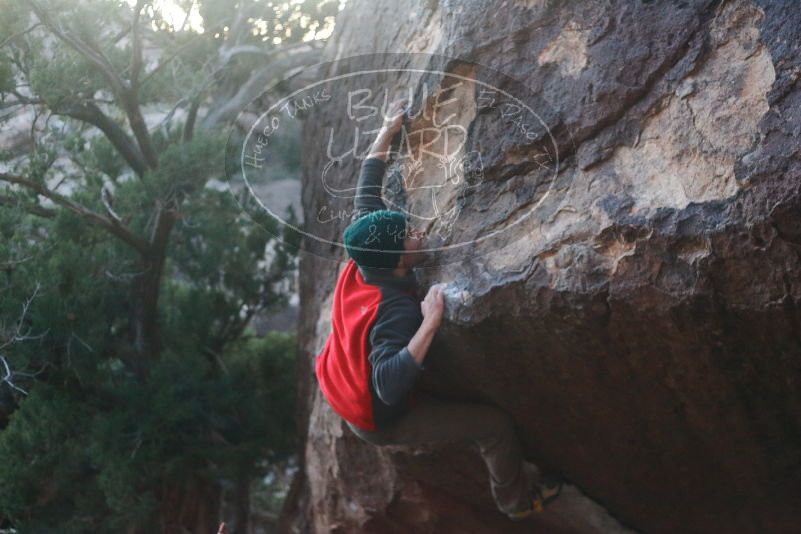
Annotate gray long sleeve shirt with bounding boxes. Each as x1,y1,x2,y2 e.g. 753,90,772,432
350,157,426,429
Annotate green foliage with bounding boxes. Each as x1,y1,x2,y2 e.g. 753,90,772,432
75,136,127,181
28,47,112,109
162,186,295,357
138,33,219,105
0,386,102,533
0,177,298,532
0,192,296,529
0,0,331,528
0,0,27,38
0,335,296,532
199,0,339,45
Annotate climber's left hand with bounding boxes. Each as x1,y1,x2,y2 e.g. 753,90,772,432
382,99,409,135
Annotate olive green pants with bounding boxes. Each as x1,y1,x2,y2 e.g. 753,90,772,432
347,390,531,516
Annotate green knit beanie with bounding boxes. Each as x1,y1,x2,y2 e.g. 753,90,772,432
343,210,407,269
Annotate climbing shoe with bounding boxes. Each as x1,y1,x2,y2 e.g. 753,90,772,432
506,475,564,520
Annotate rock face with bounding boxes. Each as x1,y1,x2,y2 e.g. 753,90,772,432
282,0,801,532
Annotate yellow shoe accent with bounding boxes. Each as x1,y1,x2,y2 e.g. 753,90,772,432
532,497,544,512
507,508,533,520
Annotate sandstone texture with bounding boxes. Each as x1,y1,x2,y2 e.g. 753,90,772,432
281,1,801,532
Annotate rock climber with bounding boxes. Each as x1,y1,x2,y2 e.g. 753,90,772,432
314,99,563,520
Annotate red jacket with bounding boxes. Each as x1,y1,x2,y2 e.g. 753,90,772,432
315,259,383,431
315,158,426,432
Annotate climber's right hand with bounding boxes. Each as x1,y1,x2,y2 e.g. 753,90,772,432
421,283,445,330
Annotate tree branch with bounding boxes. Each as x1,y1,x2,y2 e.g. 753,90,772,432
178,0,196,32
0,194,57,218
121,95,160,170
29,0,128,97
30,0,160,171
9,89,44,106
183,97,200,143
129,0,145,89
0,172,151,255
58,101,149,177
101,184,123,224
0,285,43,349
139,32,207,88
200,42,323,129
0,23,42,49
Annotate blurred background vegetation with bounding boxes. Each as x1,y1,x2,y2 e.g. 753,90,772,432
0,0,341,532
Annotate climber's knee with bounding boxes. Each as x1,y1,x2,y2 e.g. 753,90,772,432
475,405,517,442
493,411,517,438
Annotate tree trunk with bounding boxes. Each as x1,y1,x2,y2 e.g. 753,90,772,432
231,467,251,534
130,254,166,373
158,476,221,534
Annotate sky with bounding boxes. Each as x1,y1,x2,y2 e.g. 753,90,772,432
124,0,347,42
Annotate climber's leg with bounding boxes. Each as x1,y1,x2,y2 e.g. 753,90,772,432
348,391,532,516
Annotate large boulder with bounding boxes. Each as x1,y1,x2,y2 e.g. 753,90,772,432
281,0,801,532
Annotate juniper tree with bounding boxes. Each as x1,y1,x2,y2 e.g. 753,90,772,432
0,0,335,531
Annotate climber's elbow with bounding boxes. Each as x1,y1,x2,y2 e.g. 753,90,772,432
370,347,419,406
375,382,403,406
372,371,404,406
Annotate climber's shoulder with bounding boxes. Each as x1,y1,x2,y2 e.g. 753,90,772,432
373,288,422,329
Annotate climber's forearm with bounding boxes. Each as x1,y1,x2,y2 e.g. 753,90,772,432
353,157,387,217
405,320,438,367
365,126,394,161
